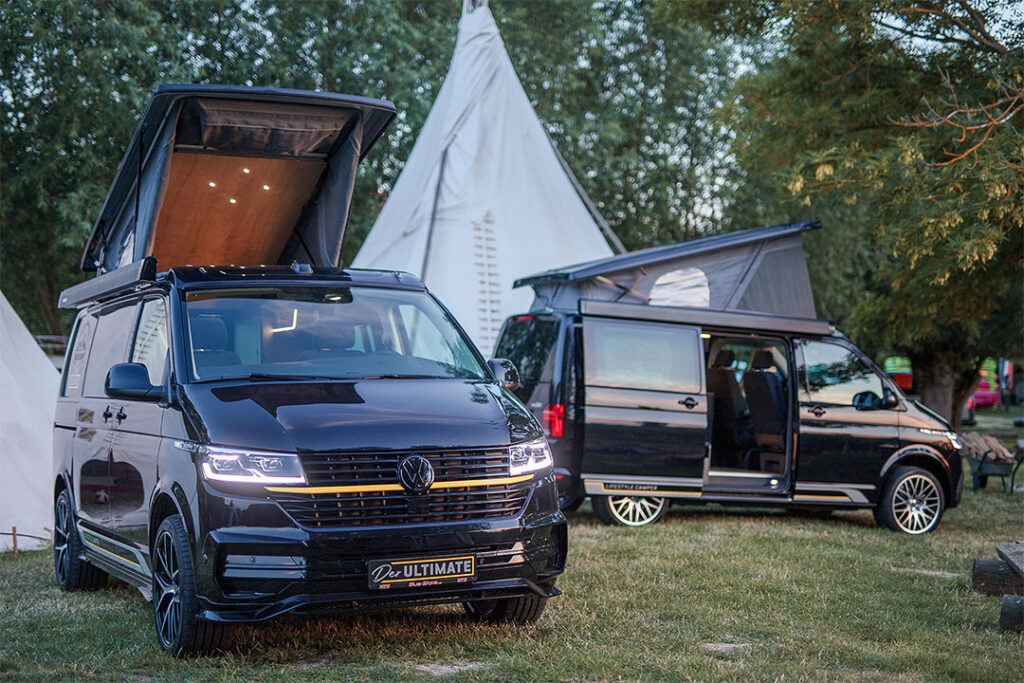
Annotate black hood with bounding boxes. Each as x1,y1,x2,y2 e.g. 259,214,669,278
180,379,540,453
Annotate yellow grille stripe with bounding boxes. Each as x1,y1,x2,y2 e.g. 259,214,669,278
265,473,533,495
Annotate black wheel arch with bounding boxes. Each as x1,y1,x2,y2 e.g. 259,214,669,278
148,483,195,552
879,445,953,503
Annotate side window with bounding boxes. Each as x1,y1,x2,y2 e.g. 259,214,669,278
61,315,96,398
82,303,138,398
584,319,702,394
132,298,170,386
800,340,884,407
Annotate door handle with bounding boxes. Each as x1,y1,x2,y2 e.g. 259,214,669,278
102,406,113,423
115,408,127,423
679,397,698,409
809,405,827,418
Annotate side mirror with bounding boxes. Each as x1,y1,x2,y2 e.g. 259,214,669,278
488,358,521,392
852,390,883,411
105,363,162,401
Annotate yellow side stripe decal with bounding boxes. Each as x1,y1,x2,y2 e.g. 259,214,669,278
601,484,701,497
81,533,143,569
265,474,533,495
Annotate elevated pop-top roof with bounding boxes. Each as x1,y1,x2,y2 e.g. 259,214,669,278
515,221,819,287
81,84,396,274
516,220,822,319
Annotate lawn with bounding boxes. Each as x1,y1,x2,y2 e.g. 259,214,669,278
2,471,1022,682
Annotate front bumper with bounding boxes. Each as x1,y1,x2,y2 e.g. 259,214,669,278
193,473,566,622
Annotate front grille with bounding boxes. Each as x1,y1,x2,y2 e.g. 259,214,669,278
299,449,509,486
272,481,530,528
273,448,530,528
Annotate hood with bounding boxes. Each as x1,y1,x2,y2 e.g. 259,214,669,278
902,400,954,431
179,379,540,453
82,84,395,274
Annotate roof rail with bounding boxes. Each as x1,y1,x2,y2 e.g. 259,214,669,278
59,257,158,310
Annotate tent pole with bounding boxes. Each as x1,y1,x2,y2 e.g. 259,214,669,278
542,128,626,254
421,147,449,280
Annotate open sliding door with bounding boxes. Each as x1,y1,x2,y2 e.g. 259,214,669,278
580,317,708,500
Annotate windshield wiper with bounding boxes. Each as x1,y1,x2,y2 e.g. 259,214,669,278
244,373,340,382
362,373,444,380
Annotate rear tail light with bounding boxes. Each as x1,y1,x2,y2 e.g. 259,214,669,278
542,404,565,438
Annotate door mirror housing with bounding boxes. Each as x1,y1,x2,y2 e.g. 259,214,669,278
105,363,162,401
488,358,521,392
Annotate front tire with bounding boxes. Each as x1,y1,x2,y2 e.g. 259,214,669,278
53,489,106,591
152,515,230,656
593,495,668,527
874,466,945,534
462,594,548,624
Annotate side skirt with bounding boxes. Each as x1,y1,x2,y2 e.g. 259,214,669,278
78,522,153,600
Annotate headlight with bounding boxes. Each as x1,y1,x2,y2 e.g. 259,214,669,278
509,437,553,476
193,444,306,484
919,429,962,450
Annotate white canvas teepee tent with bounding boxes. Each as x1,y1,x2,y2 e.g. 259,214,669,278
353,0,618,352
0,292,60,551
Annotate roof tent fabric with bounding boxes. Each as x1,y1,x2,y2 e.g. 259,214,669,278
352,0,615,352
517,221,821,318
0,292,60,551
81,85,395,274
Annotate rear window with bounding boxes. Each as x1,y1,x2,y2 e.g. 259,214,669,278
494,316,561,387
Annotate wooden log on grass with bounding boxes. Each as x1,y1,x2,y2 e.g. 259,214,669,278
999,595,1024,632
972,558,1024,596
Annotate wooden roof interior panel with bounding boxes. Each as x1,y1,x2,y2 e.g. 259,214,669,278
151,153,325,269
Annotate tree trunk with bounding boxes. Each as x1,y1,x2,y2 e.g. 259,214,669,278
914,352,957,424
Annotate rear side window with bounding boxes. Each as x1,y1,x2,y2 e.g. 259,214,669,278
82,303,138,398
132,298,170,386
61,315,96,398
584,319,702,393
494,316,560,387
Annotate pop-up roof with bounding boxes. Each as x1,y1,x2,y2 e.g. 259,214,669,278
81,84,396,274
515,221,822,318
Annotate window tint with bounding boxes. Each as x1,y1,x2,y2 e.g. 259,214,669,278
800,341,884,407
584,319,701,393
82,303,138,398
62,315,96,398
132,298,169,386
494,317,560,386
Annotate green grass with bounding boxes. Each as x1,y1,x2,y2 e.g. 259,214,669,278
2,476,1022,681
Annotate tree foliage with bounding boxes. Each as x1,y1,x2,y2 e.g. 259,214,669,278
665,0,1023,423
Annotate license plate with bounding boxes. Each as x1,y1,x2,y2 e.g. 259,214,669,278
367,555,475,590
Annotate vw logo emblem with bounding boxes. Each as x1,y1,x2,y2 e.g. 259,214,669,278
397,455,435,494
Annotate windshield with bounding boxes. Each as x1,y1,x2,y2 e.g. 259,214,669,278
182,286,487,382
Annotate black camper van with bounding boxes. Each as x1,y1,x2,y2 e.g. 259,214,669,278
52,86,565,656
494,224,963,534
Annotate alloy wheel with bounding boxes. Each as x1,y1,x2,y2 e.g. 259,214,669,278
153,528,183,648
608,495,666,526
53,496,71,586
891,474,941,534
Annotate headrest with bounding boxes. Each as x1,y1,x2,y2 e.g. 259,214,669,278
191,316,229,351
752,350,775,370
713,350,735,368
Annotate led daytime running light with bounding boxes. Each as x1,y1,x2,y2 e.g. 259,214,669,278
509,437,553,476
198,445,306,484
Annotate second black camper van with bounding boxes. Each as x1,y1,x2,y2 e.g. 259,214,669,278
494,225,963,534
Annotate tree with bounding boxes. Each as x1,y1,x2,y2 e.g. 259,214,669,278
666,0,1024,425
